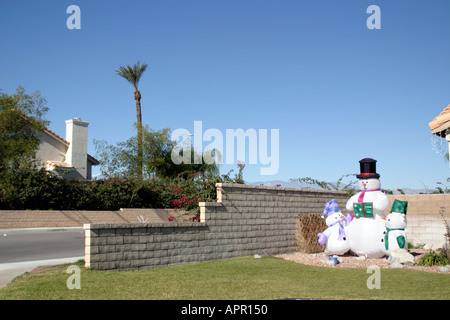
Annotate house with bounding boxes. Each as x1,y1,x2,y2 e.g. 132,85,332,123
35,117,99,180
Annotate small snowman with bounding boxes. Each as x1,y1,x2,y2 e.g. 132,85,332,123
346,158,390,258
382,199,408,254
317,199,351,255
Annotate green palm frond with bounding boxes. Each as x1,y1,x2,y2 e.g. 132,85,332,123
115,61,148,89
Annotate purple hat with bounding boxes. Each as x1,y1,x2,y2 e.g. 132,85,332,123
322,199,341,217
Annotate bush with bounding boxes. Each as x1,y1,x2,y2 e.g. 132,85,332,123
295,214,327,253
0,167,70,210
416,251,449,267
0,163,246,218
0,168,160,210
150,165,246,222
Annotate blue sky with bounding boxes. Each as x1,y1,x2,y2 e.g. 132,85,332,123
1,0,449,190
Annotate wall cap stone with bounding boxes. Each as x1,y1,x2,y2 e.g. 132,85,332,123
198,202,222,207
215,182,348,194
84,222,207,230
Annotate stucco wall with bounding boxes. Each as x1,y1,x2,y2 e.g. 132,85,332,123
35,131,68,165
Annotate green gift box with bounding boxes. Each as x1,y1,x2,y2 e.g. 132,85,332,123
353,202,374,217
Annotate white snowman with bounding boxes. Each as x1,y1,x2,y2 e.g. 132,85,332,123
317,199,351,255
382,199,408,254
346,158,390,258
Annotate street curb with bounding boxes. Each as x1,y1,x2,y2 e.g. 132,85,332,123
0,256,84,289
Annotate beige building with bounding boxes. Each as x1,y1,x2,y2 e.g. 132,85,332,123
35,118,99,180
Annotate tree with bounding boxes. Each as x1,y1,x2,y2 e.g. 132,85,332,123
290,174,358,196
115,61,148,180
0,86,49,173
94,126,219,180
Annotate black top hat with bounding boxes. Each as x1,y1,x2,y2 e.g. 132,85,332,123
356,158,380,179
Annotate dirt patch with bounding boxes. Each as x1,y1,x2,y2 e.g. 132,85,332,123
276,249,447,273
29,265,61,274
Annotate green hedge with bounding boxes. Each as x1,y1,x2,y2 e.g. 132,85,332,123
0,168,157,210
0,167,244,219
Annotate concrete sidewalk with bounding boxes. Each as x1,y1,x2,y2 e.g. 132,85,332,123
0,256,84,289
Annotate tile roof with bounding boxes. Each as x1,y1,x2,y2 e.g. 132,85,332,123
43,127,69,145
46,160,73,168
429,104,450,137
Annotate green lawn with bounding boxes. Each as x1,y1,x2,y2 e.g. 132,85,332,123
0,256,448,300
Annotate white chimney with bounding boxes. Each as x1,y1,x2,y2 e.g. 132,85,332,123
65,118,89,179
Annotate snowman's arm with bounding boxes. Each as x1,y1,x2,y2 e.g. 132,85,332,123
372,195,390,211
396,235,406,249
345,194,358,211
345,213,353,225
322,227,332,238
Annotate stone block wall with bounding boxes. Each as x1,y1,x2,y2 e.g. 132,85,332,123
84,222,210,270
386,194,450,249
3,183,448,271
85,183,349,270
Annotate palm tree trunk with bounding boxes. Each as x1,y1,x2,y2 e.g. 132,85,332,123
134,88,143,180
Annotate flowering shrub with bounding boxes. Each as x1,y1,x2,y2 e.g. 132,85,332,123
163,163,247,222
162,172,219,222
0,162,246,218
235,160,245,184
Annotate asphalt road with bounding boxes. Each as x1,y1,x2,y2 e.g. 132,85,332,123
0,228,85,263
0,228,85,288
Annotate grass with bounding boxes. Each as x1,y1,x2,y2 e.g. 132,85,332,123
0,256,449,300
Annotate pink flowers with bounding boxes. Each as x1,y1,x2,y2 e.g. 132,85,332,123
172,195,199,208
169,185,182,193
237,160,245,169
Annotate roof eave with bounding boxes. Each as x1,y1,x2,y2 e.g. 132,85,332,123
430,122,450,137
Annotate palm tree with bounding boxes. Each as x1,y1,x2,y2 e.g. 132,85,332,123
115,61,148,180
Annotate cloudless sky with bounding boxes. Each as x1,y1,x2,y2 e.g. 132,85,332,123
1,0,449,190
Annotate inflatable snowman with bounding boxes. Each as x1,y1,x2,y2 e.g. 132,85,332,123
317,199,351,255
346,158,390,258
382,199,408,254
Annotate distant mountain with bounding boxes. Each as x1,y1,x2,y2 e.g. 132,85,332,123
247,180,323,189
390,188,430,195
91,174,431,195
92,173,106,180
